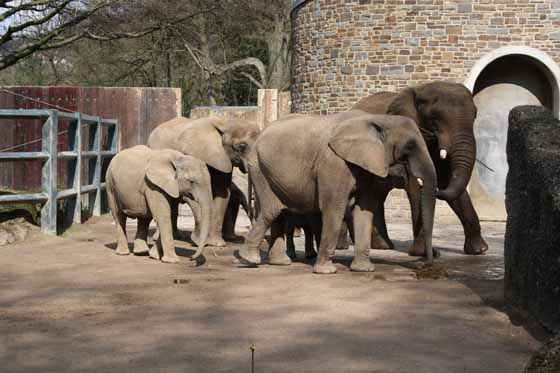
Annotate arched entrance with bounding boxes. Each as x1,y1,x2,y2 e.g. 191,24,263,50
464,47,560,221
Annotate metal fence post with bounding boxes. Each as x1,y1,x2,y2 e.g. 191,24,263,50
88,117,102,216
66,114,82,224
41,110,58,235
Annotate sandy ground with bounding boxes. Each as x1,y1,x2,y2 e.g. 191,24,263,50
0,212,544,373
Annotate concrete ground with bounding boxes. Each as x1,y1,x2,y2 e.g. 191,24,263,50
0,212,543,373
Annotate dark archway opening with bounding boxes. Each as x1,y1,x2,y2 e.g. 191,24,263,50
470,54,555,221
473,54,553,110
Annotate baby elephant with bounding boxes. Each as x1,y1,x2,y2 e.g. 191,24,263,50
106,145,212,263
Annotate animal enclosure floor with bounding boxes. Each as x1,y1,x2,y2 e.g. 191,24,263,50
0,216,541,372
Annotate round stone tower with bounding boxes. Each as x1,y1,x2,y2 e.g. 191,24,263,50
291,0,560,221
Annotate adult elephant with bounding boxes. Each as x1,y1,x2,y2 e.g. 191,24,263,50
147,116,259,247
238,111,437,274
352,81,488,256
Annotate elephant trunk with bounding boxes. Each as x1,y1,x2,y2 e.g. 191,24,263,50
188,190,212,260
437,127,476,202
410,148,438,260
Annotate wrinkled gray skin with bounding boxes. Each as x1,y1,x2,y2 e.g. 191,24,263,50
238,111,438,274
147,116,259,247
106,146,212,263
352,81,488,256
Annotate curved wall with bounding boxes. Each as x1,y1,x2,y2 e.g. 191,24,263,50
292,0,560,114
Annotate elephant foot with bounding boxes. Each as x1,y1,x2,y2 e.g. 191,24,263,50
149,246,161,260
116,246,130,256
268,251,292,266
464,234,489,255
161,255,180,264
313,260,337,274
238,247,261,265
371,234,394,250
207,235,226,247
408,241,426,257
350,258,375,272
133,240,150,255
408,244,441,259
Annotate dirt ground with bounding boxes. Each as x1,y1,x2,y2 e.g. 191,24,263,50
0,213,545,373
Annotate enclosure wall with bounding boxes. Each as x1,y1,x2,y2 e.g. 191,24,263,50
0,87,181,191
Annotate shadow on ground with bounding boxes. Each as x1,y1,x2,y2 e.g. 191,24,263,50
0,217,542,373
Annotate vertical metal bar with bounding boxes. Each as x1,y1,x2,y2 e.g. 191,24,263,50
41,110,58,235
93,117,102,216
70,114,82,223
108,121,119,152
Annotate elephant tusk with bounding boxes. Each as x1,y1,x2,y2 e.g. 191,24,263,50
417,178,424,187
440,149,448,160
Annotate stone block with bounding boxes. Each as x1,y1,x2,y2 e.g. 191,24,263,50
505,106,560,333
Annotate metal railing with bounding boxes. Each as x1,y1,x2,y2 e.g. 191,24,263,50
0,109,119,235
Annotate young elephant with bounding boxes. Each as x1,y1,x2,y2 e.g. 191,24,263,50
238,111,438,274
106,145,212,263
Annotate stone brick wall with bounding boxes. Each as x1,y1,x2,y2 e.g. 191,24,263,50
292,0,560,114
291,0,560,224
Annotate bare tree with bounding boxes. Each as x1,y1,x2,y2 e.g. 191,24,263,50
0,0,212,70
176,0,292,104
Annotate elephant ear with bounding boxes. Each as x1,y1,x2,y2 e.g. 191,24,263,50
328,120,389,178
177,118,233,173
146,151,180,198
387,87,421,125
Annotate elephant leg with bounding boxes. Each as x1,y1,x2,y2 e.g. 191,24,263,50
344,210,354,244
108,190,129,256
285,217,297,260
371,191,394,250
239,207,282,265
171,202,184,240
269,214,292,266
310,214,322,248
447,191,489,255
133,218,151,255
336,220,351,250
350,194,376,272
405,179,427,257
222,194,240,241
114,212,129,255
314,206,346,275
207,169,231,247
146,192,178,263
303,222,317,259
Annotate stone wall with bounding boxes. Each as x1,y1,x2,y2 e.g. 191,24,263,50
292,0,560,114
505,106,560,332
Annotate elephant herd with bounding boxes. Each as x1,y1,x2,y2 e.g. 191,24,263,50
106,81,488,274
